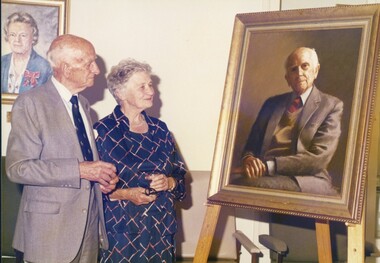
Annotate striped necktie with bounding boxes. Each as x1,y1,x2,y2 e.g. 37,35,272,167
70,96,93,161
287,96,303,113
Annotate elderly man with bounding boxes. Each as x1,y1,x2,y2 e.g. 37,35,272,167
240,47,343,196
6,34,119,262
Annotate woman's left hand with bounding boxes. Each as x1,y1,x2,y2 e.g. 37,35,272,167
146,174,170,192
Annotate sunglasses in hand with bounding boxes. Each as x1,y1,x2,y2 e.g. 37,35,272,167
144,187,158,196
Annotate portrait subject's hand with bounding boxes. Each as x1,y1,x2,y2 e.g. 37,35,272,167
79,161,119,191
243,155,267,179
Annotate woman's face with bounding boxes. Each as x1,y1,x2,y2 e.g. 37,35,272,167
7,22,34,55
119,71,154,112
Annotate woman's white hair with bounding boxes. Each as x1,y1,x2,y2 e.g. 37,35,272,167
107,58,152,104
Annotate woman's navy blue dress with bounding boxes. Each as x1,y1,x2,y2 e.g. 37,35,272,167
94,106,186,263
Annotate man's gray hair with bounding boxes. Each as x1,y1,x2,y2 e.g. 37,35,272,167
285,47,319,70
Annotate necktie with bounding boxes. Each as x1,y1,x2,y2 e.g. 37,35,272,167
70,96,94,161
287,96,303,113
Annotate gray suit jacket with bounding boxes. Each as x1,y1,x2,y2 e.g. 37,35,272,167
244,86,343,193
6,79,108,262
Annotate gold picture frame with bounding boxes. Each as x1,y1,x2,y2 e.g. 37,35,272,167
207,4,380,223
1,0,69,104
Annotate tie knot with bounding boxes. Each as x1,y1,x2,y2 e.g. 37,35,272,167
288,96,302,113
70,95,79,106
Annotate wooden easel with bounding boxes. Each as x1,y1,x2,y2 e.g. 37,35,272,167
193,204,365,263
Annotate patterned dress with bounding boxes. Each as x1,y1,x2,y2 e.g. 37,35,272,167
94,106,186,263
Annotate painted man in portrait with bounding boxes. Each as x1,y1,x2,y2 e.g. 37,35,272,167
235,47,343,196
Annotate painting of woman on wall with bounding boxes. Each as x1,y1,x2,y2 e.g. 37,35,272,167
1,0,68,104
1,12,52,94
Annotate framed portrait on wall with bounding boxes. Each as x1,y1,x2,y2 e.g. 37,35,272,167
207,4,380,223
1,0,69,104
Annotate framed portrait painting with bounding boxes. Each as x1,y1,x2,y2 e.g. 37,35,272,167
1,0,69,104
207,4,380,223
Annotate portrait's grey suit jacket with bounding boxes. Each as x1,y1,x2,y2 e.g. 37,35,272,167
244,86,343,193
6,79,108,263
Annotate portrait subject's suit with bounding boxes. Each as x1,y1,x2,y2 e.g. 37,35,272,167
243,86,343,194
6,79,108,263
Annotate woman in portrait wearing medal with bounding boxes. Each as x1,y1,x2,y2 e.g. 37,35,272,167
1,12,52,94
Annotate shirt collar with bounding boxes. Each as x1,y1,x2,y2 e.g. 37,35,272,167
297,85,313,105
51,76,76,103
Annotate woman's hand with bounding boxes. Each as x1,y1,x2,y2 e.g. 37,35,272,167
146,174,176,192
109,187,156,205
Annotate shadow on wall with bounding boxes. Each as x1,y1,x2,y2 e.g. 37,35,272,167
175,171,194,256
82,55,108,123
146,75,162,119
270,214,348,262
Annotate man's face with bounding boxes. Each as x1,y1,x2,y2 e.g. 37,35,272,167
285,49,320,95
65,45,100,92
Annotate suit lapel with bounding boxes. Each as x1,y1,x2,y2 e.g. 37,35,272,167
297,87,321,132
261,94,291,155
43,80,84,157
43,80,74,134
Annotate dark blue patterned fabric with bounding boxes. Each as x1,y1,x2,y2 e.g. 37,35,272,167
94,106,186,263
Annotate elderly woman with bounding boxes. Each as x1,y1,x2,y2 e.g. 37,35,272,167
94,59,187,262
1,12,52,94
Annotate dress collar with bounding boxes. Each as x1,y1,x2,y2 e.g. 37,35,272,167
113,105,152,131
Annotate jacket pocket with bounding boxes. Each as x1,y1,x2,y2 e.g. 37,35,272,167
24,200,60,214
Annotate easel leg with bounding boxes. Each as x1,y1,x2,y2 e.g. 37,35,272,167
347,206,366,263
315,219,332,263
193,204,221,263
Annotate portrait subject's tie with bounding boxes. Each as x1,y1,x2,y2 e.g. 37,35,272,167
70,95,94,161
287,96,303,113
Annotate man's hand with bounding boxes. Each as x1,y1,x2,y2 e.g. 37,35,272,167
79,161,118,193
243,155,267,179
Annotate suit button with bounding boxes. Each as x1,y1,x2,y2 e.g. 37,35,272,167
82,209,87,214
86,185,90,190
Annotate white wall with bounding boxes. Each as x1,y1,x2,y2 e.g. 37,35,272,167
3,0,378,169
66,0,282,171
